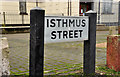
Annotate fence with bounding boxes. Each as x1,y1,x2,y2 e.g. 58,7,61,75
0,13,64,26
0,13,30,25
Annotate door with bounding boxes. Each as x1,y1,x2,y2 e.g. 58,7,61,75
79,2,92,16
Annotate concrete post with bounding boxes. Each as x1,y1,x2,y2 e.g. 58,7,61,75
84,10,97,74
109,26,116,35
30,7,45,77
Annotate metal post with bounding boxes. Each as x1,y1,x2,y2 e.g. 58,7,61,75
36,0,38,7
3,12,6,25
30,7,45,77
118,1,120,34
22,15,24,25
98,0,100,24
84,11,97,75
70,0,72,16
68,0,69,16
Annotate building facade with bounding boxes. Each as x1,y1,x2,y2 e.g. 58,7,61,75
0,0,120,26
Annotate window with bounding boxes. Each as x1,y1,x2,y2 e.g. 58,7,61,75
19,0,28,15
102,0,113,14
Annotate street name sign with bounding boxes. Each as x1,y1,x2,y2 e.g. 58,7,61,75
45,16,89,43
30,8,97,76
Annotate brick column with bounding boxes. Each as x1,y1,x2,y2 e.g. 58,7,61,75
107,35,120,71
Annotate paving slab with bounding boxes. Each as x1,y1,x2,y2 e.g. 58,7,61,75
2,31,111,75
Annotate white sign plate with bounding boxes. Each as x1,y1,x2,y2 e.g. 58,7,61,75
45,16,89,43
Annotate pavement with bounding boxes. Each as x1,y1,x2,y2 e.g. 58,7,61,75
2,31,112,75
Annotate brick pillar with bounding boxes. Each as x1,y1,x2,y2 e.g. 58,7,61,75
107,35,120,71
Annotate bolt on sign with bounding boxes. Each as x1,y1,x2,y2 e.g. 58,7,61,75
45,16,89,43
